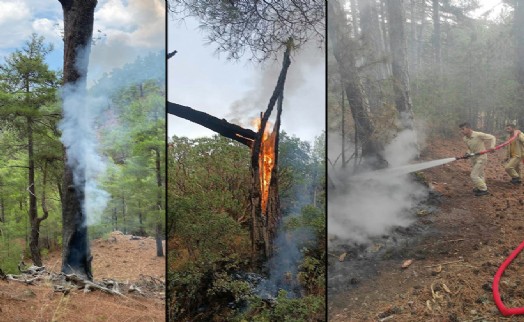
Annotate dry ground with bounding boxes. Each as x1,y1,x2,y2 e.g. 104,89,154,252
329,134,524,321
0,231,165,321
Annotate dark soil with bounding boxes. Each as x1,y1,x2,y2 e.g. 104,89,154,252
329,135,524,321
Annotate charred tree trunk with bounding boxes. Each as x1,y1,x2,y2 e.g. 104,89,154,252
167,46,291,267
386,0,415,130
328,0,387,169
59,0,97,280
250,47,291,266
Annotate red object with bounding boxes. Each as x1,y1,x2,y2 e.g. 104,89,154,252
492,239,524,316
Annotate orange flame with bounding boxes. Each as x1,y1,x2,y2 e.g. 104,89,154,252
253,117,276,214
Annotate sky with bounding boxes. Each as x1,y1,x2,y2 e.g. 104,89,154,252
168,15,326,144
0,0,165,86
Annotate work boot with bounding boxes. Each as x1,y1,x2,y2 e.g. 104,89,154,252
510,177,522,185
472,188,481,193
475,189,489,196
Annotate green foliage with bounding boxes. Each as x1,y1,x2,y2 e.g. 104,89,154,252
236,290,325,322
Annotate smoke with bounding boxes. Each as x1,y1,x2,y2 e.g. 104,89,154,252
227,42,324,139
259,221,312,298
58,45,110,227
328,129,428,244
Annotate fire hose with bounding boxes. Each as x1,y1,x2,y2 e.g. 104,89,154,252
492,240,524,316
454,130,524,315
455,130,521,160
453,131,524,315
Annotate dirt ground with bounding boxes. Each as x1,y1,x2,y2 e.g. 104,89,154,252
329,135,524,321
0,231,165,321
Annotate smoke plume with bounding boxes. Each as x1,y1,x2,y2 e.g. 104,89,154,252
328,129,428,244
59,46,110,227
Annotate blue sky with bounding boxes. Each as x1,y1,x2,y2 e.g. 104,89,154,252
0,0,164,86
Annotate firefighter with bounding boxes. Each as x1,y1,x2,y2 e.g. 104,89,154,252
504,123,524,184
459,122,496,196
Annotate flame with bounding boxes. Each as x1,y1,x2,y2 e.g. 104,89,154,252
253,117,277,214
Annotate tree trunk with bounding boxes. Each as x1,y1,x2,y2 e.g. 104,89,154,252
59,0,97,281
409,0,418,80
432,0,442,76
349,0,359,37
154,147,164,257
386,0,415,130
28,117,42,266
358,0,387,111
516,0,524,127
328,0,387,169
250,47,290,266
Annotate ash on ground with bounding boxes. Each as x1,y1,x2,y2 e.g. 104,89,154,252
328,190,442,294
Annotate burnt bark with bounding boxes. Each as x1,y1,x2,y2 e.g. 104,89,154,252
328,0,387,169
59,0,97,280
168,47,290,267
167,102,256,147
250,47,290,266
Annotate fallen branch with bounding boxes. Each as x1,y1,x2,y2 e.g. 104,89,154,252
167,102,256,147
6,274,42,285
66,274,125,297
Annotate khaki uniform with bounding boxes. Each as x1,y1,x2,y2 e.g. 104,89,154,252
505,131,524,178
463,131,496,191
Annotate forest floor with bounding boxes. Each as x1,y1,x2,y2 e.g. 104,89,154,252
328,135,524,321
0,231,165,321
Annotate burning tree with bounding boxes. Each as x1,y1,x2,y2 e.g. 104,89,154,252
58,0,97,280
168,46,291,264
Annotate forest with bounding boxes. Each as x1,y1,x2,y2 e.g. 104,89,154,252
0,34,166,274
328,0,524,320
168,132,326,320
168,1,326,320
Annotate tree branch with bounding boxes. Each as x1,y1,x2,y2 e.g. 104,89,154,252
167,50,178,59
167,102,256,147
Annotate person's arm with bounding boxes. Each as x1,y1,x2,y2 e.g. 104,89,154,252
478,132,496,149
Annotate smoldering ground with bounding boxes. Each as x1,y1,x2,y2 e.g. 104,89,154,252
327,128,444,294
328,129,429,244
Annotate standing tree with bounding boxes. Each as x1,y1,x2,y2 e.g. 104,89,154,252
0,35,59,267
516,0,524,126
168,0,324,263
328,0,387,169
58,0,97,280
386,0,415,130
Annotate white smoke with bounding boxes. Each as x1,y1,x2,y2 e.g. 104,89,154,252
58,46,110,227
328,129,428,244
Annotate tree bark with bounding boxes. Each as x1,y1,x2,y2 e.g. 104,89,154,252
154,147,164,257
167,102,256,147
516,0,524,127
28,117,43,267
250,47,290,266
432,0,442,76
386,0,415,130
59,0,97,281
358,0,387,112
328,0,387,169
